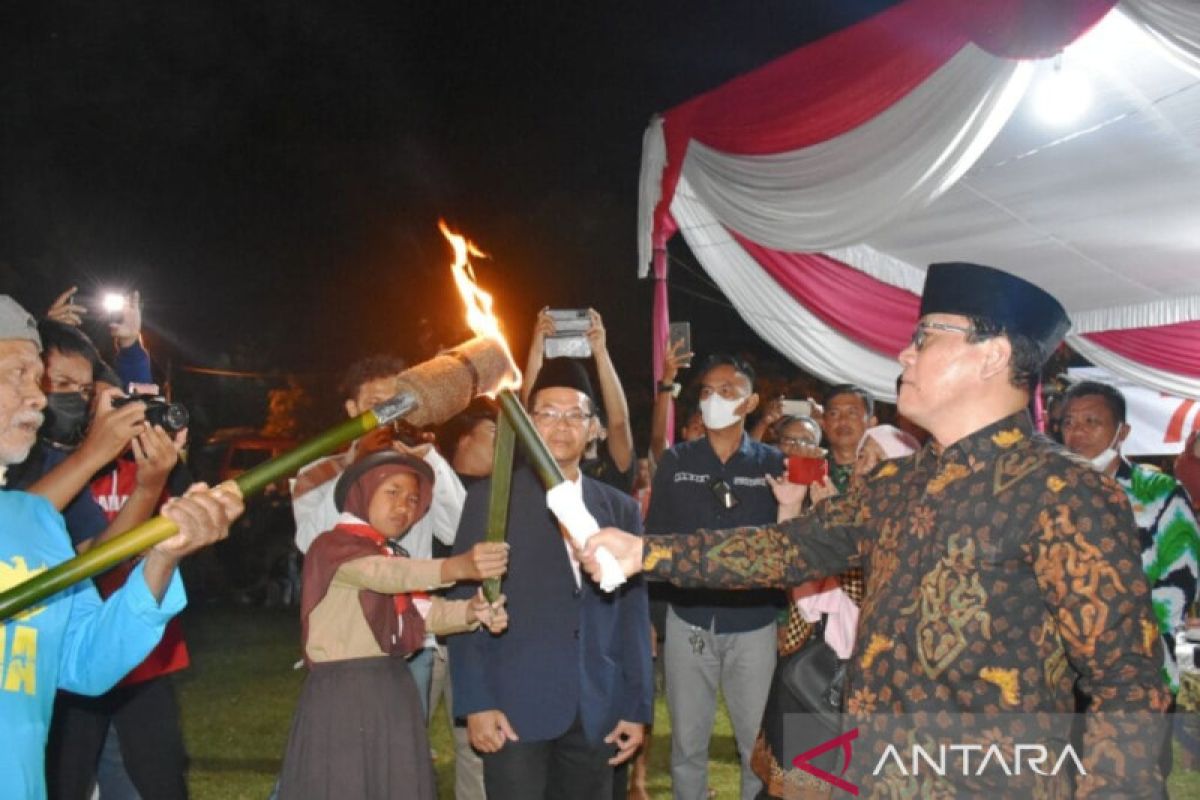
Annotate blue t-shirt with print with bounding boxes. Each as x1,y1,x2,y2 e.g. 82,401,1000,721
0,492,184,799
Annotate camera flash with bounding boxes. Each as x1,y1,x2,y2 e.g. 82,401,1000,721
102,293,127,313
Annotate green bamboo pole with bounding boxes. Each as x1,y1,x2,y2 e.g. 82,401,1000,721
482,413,516,602
483,389,563,602
495,387,628,593
0,395,416,622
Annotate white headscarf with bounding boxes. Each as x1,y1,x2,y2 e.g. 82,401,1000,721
857,424,920,460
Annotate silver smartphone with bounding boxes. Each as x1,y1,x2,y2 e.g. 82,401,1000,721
781,399,813,418
668,321,692,367
544,309,592,359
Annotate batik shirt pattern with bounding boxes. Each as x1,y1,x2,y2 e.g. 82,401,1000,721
1116,459,1200,693
644,412,1171,797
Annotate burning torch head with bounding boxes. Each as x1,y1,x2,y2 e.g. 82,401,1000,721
387,336,514,428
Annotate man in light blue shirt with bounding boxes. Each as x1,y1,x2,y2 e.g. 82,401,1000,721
0,295,242,799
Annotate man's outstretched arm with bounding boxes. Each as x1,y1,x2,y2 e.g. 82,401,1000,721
582,493,865,590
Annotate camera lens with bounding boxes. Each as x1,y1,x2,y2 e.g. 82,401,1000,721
157,402,190,433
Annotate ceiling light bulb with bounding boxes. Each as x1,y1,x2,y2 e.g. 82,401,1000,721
1032,56,1092,126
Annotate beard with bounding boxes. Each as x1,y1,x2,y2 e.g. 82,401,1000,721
0,410,45,466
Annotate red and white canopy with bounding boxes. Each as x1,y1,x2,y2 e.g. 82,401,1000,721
639,0,1200,401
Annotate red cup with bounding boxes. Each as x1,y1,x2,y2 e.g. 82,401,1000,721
787,455,828,485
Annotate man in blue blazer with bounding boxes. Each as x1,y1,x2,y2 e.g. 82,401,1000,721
449,359,653,800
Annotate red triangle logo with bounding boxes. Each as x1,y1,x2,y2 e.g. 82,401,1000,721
790,727,859,795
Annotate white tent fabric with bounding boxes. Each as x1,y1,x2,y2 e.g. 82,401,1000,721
643,7,1200,399
1070,335,1200,399
637,46,1030,275
683,47,1030,252
671,176,904,399
826,245,1200,398
637,115,668,278
861,10,1200,331
1121,0,1200,72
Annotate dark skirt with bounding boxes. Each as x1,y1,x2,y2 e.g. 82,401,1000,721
278,655,435,800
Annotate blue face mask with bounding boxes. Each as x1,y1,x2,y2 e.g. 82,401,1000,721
42,391,89,448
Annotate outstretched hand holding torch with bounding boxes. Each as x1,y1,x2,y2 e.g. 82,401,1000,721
0,333,515,622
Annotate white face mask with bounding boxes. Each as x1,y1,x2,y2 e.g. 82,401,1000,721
700,394,744,431
1088,428,1123,472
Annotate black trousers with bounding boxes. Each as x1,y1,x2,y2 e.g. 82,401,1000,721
46,676,188,800
483,715,616,800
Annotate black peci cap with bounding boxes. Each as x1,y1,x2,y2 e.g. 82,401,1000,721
920,262,1070,360
529,358,595,404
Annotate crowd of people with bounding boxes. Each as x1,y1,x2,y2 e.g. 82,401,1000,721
1,259,1198,800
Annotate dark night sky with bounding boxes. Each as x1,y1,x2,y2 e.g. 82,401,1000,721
0,1,897,430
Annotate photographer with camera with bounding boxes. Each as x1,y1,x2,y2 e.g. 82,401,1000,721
45,388,193,800
7,320,179,548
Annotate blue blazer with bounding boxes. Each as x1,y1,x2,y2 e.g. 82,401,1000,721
448,467,653,744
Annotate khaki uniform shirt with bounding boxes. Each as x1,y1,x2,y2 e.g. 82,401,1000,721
306,555,476,663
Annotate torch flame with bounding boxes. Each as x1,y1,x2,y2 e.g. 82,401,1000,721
439,220,522,391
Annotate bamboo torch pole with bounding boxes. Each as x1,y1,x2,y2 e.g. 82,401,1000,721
495,389,564,487
491,387,626,592
0,336,512,622
481,413,516,603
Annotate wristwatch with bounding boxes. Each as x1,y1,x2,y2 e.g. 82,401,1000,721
657,381,681,398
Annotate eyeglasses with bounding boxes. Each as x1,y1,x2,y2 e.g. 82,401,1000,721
909,321,974,351
530,408,593,427
779,436,817,449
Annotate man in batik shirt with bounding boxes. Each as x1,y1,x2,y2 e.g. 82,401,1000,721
584,263,1171,798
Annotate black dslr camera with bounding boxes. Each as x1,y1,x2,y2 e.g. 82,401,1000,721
111,393,190,433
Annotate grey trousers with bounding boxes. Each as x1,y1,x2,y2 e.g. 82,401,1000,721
430,645,488,800
664,606,777,800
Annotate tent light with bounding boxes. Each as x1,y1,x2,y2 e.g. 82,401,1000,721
1032,53,1092,126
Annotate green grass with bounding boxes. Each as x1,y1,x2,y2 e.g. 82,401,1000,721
176,604,302,800
177,604,744,799
177,604,1200,799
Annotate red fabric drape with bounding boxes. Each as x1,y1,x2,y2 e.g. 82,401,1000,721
1083,322,1200,379
650,0,1118,253
951,0,1115,58
736,227,1200,381
648,0,1122,396
732,231,920,356
652,0,969,254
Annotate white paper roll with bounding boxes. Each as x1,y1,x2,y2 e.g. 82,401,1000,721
546,480,627,592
